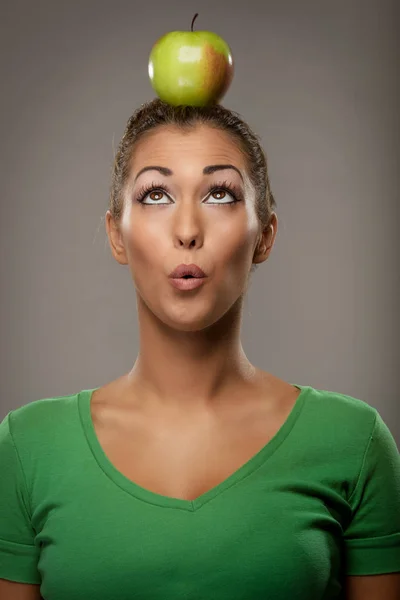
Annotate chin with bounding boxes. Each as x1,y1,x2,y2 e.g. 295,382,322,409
160,295,243,333
162,310,220,333
137,286,243,333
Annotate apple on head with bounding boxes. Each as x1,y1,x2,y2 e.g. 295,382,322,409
148,13,234,107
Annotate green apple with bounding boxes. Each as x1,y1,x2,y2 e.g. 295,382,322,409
148,14,234,107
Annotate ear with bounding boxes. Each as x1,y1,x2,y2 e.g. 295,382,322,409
105,210,129,265
253,212,278,265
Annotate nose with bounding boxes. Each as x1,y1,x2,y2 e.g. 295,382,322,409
172,202,204,249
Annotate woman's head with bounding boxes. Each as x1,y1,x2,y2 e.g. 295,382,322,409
106,99,278,332
109,99,276,228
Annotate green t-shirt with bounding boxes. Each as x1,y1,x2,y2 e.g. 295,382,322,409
0,384,399,599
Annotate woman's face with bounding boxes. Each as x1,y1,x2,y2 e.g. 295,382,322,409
106,124,276,332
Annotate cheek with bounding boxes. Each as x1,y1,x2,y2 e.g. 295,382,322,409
220,238,255,292
125,233,164,306
123,216,168,270
212,214,258,275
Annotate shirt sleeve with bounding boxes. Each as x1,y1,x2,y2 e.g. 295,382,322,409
343,410,400,575
0,411,41,584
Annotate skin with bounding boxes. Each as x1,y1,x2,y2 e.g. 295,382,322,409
105,123,283,415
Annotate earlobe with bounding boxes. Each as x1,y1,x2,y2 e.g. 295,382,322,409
253,215,277,265
252,235,268,265
105,210,129,266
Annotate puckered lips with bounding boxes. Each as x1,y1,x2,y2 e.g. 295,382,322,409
168,264,207,290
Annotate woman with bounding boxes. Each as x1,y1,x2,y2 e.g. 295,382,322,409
0,99,399,599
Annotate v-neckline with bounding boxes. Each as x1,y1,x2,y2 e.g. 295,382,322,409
78,384,309,512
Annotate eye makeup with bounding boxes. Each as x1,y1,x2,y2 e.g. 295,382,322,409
134,179,244,206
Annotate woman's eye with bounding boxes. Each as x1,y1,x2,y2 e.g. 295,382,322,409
140,187,237,204
143,190,170,204
207,190,232,203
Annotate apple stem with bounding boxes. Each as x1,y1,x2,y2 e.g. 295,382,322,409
191,13,199,32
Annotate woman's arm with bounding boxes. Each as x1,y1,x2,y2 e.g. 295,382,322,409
0,578,42,599
345,573,400,599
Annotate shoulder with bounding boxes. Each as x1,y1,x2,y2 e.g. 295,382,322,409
293,384,381,472
300,384,378,431
3,389,86,449
292,385,397,508
267,373,377,426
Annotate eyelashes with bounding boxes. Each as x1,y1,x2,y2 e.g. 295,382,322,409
134,179,243,206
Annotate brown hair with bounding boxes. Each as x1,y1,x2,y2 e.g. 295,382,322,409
109,98,276,229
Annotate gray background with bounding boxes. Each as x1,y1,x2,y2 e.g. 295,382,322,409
1,0,399,443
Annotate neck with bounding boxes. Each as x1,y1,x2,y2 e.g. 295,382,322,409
126,295,258,412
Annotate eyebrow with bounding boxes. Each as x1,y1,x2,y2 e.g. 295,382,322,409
134,164,244,183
